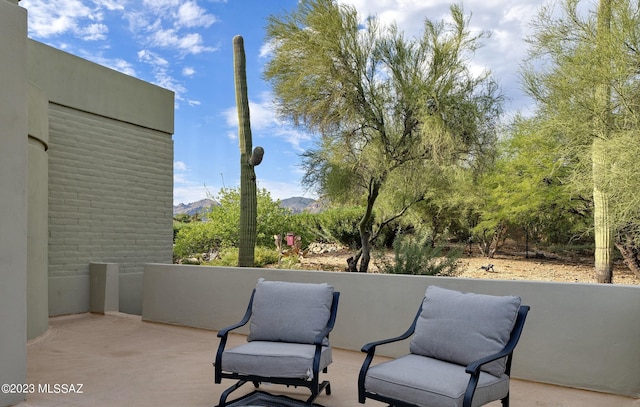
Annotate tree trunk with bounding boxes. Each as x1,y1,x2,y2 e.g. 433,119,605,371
347,250,361,272
359,230,371,273
615,240,640,278
487,222,507,259
349,180,380,272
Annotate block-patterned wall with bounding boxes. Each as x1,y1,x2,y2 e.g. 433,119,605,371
48,103,173,315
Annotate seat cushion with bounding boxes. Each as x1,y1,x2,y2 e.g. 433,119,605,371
410,286,521,376
248,279,334,344
365,354,509,407
221,341,332,380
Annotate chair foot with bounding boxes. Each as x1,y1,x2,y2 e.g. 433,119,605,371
218,380,248,407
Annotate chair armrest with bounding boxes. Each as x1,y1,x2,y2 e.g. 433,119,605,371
462,305,530,407
465,305,530,375
313,291,340,346
358,303,423,403
214,290,256,383
217,289,256,339
361,302,422,354
217,314,251,338
360,330,412,353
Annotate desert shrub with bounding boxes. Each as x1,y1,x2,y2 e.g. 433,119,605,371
173,220,223,259
303,206,363,247
203,246,279,267
378,234,461,276
174,188,300,259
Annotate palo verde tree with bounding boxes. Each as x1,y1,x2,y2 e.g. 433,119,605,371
233,35,264,267
523,0,640,282
264,0,503,272
475,116,592,257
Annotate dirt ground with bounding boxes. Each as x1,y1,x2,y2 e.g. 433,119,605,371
283,247,640,285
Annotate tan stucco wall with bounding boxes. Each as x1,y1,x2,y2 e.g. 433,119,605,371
142,264,640,398
27,41,173,134
0,2,28,405
27,41,175,316
27,82,49,339
1,3,174,404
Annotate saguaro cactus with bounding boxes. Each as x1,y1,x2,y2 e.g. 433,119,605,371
233,35,263,267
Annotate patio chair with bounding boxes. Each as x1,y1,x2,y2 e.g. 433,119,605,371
214,279,340,406
358,285,529,407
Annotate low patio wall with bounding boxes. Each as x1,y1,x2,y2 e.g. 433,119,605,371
142,264,640,398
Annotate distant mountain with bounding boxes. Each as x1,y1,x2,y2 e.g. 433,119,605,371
173,198,217,216
280,196,316,213
173,196,322,216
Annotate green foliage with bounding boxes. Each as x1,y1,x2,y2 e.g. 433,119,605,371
377,234,461,276
522,0,640,280
277,254,302,270
173,213,204,242
306,206,363,247
173,188,295,259
474,116,592,249
173,221,222,260
265,0,503,271
173,219,188,242
204,246,279,267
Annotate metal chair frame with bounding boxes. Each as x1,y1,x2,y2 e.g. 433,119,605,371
358,304,530,407
214,289,340,406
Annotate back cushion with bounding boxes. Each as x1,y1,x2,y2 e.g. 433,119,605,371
410,285,521,377
248,279,334,345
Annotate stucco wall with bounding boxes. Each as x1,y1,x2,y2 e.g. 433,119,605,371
142,264,640,398
0,2,28,405
27,41,175,316
27,82,49,339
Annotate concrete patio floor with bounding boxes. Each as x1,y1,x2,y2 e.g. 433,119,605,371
15,312,639,407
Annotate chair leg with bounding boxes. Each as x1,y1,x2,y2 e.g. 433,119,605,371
304,380,331,405
501,393,509,407
218,380,248,407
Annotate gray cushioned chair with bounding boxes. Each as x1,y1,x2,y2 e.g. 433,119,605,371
358,286,529,407
214,279,340,406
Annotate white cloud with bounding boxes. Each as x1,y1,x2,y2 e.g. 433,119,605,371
259,40,276,59
174,161,188,172
155,70,188,105
173,160,217,205
87,55,137,77
182,67,196,77
174,185,213,206
138,50,169,67
148,28,216,55
22,0,94,38
256,179,317,201
176,1,217,28
142,0,182,11
78,23,108,41
338,0,537,113
93,0,125,11
223,93,314,152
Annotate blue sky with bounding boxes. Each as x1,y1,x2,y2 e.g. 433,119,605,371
20,0,541,205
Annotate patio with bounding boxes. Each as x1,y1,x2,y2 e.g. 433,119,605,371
19,312,639,407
